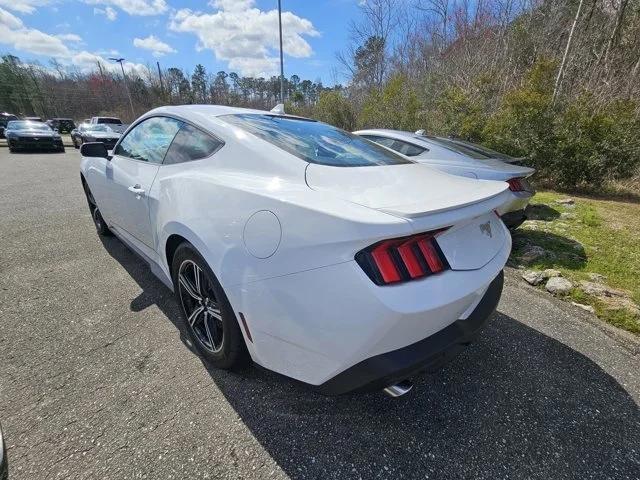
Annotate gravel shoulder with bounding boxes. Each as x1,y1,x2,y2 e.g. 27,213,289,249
0,150,638,480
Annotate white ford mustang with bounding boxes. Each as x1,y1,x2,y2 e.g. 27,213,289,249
80,105,512,396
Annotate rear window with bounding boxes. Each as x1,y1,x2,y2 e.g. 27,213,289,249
220,114,411,167
449,139,514,161
421,136,491,160
361,135,426,157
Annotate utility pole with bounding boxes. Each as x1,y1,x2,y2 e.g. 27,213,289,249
110,57,135,119
278,0,285,103
157,61,165,100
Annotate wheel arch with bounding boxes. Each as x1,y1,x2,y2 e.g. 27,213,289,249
161,222,220,284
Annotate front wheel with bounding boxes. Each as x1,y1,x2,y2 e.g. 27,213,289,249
171,243,248,369
82,181,112,236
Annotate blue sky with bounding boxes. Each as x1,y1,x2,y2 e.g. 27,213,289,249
0,0,360,84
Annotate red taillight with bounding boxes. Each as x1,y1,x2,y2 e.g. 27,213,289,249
355,230,450,285
507,177,525,192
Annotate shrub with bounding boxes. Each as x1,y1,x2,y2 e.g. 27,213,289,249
358,74,420,131
482,59,557,174
553,97,640,187
425,85,487,141
311,90,357,131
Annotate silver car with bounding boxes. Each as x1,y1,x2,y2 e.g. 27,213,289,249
354,129,536,229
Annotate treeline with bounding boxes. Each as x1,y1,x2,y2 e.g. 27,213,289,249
0,54,332,123
295,0,640,189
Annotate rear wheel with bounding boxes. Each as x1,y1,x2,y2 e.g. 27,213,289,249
171,243,248,369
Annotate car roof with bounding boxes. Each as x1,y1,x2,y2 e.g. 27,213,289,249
148,104,278,119
136,105,313,133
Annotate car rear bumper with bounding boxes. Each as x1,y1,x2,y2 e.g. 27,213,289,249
226,229,510,389
316,270,503,395
496,190,533,217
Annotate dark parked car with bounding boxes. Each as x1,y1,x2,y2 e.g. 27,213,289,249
71,123,121,149
47,118,76,133
0,112,18,138
5,120,65,153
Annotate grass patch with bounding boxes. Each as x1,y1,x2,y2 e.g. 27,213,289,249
512,190,640,334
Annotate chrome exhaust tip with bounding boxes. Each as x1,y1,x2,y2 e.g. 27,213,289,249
383,379,413,397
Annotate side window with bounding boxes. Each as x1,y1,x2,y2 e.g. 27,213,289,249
390,139,426,157
115,117,182,164
163,124,223,165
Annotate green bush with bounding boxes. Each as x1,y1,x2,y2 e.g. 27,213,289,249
553,97,640,187
425,84,487,141
482,59,557,174
311,90,357,131
358,74,420,131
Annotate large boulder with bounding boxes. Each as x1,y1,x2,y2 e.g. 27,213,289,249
522,268,562,286
546,277,573,295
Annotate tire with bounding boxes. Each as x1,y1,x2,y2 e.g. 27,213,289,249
171,243,248,369
73,138,79,149
82,181,112,236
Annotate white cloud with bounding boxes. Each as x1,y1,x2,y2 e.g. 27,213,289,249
84,0,167,17
133,35,175,57
0,7,71,56
169,0,319,76
93,6,117,20
0,8,147,78
0,0,52,14
56,33,82,43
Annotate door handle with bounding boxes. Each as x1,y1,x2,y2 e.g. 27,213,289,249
128,185,145,196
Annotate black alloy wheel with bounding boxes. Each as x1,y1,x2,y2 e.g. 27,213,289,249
178,259,225,354
171,243,248,369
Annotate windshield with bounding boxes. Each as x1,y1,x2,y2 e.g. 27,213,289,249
220,114,411,167
86,124,114,132
97,118,122,124
7,121,52,131
420,136,492,160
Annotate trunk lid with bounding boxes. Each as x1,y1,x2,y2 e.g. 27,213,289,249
305,163,510,271
305,163,507,217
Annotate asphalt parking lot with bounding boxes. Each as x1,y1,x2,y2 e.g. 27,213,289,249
0,149,638,480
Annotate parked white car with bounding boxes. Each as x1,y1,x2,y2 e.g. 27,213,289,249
354,129,536,229
80,105,511,396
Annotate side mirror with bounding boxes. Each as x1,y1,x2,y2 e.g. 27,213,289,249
80,142,109,159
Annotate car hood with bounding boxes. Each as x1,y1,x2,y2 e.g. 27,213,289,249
305,163,509,218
